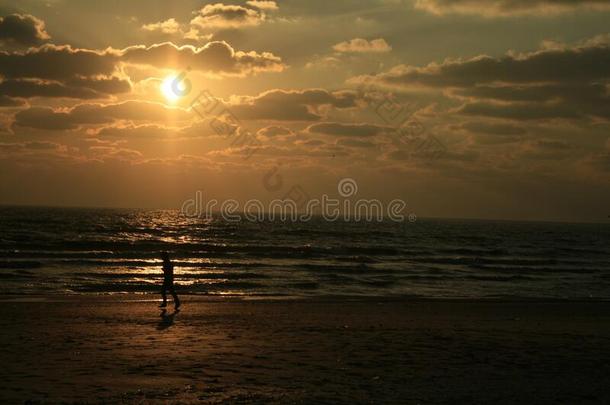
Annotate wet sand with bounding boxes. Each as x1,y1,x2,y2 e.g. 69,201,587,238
1,295,609,403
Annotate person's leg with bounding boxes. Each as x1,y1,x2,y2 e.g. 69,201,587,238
160,283,168,307
170,284,180,308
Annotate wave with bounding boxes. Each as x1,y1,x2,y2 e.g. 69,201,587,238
69,271,269,280
0,271,35,279
407,256,606,268
69,280,266,293
470,265,605,274
0,261,42,269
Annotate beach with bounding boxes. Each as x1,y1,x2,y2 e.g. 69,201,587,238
1,296,609,404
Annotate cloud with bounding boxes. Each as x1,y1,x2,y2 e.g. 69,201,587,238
141,18,181,34
182,28,213,42
336,138,377,148
515,138,575,161
454,121,527,144
88,146,143,162
246,1,279,11
368,43,610,88
229,89,360,121
13,101,192,131
24,141,65,151
0,44,119,81
0,13,284,84
0,77,130,99
456,102,583,120
458,121,527,136
67,76,132,96
0,141,66,154
332,38,392,53
0,79,100,99
209,141,351,160
305,56,341,70
448,83,607,103
257,125,295,139
0,40,284,100
0,14,50,46
529,139,572,150
93,124,176,140
142,2,278,40
0,95,25,107
385,147,477,163
588,151,610,172
0,142,24,152
307,122,389,137
122,41,285,76
13,107,76,131
415,0,610,16
190,3,266,30
91,119,225,140
360,37,610,121
140,20,212,43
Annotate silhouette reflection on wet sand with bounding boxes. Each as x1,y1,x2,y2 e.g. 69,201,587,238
157,308,179,330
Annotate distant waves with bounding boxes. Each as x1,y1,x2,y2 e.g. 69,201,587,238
0,207,609,299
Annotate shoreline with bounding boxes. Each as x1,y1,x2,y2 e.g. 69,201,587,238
1,293,609,303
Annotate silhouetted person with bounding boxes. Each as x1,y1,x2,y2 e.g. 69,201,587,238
160,251,180,309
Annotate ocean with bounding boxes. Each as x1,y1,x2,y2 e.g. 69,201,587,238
1,206,609,299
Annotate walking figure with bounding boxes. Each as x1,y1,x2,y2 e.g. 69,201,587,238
160,251,180,309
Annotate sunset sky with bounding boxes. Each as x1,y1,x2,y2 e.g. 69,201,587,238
1,0,609,221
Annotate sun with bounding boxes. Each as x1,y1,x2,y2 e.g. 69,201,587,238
160,75,182,103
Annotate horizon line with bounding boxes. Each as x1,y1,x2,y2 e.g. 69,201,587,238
1,202,608,225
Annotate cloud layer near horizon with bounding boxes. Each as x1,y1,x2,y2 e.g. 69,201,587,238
415,0,610,16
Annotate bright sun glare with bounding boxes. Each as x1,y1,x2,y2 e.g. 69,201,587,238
161,75,182,103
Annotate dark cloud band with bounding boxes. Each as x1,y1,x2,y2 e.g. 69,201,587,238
415,0,610,16
0,14,50,46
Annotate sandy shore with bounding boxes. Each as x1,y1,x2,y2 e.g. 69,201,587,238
1,295,609,404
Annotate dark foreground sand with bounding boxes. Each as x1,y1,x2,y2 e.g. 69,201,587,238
0,296,609,404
